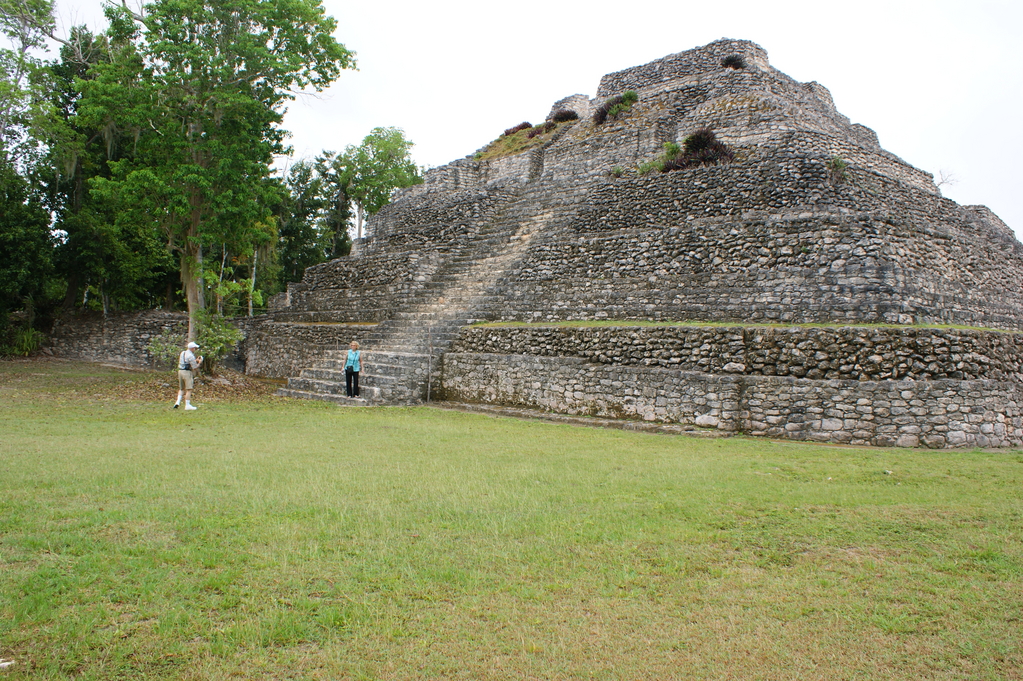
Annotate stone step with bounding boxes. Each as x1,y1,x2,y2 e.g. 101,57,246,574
299,367,405,385
276,388,373,406
287,377,384,400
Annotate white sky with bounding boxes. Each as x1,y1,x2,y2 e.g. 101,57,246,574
54,0,1022,237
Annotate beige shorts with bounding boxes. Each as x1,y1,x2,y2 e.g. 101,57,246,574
178,369,194,390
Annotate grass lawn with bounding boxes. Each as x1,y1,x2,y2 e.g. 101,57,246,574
1,360,1022,680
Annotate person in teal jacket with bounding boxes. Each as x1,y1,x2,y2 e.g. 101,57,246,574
344,341,361,397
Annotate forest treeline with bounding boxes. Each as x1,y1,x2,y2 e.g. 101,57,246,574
0,0,421,352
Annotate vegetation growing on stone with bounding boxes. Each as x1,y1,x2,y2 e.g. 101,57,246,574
593,90,639,124
527,121,557,138
550,109,579,123
672,127,735,169
502,122,533,137
638,130,734,174
475,119,574,161
722,54,747,69
827,156,849,184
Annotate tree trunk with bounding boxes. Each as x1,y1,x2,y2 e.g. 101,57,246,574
249,248,257,317
356,203,365,239
217,244,227,315
181,242,202,341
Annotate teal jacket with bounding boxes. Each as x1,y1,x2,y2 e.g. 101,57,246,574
345,349,361,372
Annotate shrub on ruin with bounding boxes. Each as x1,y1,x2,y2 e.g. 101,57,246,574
827,156,849,184
661,127,734,170
722,55,746,70
593,90,639,125
637,158,664,175
638,130,734,174
637,141,676,174
527,121,557,139
502,122,532,137
551,109,579,123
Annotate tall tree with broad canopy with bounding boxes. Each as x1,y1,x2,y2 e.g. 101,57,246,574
82,0,354,338
316,126,421,251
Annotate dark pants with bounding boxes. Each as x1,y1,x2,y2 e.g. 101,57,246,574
345,369,359,397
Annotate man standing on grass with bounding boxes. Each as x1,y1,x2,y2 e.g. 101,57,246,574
173,341,203,410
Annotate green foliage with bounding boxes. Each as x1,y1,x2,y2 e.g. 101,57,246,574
637,141,683,175
194,310,244,375
607,102,628,118
5,324,44,355
145,312,239,374
0,160,54,314
14,325,43,354
639,128,735,173
146,325,186,370
637,157,664,175
79,0,355,334
828,156,849,183
593,90,639,125
316,126,422,252
276,160,328,285
0,0,376,326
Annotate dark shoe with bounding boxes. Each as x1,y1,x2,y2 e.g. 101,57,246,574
173,403,179,409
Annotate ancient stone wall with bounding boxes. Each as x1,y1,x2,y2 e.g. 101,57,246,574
596,39,771,97
440,351,1023,449
240,321,370,378
49,310,188,367
239,38,1023,447
452,325,1023,382
271,250,443,323
475,158,1023,329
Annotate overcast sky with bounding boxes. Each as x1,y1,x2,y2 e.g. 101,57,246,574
54,0,1022,236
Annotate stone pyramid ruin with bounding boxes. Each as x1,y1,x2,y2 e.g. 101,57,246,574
243,38,1023,448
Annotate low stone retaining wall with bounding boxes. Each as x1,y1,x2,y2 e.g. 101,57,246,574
443,324,1023,448
49,310,187,367
452,325,1023,382
439,351,1023,449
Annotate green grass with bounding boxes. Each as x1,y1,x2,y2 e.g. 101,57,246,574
2,361,1022,679
473,121,574,162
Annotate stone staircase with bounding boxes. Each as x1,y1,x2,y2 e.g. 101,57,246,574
277,184,572,405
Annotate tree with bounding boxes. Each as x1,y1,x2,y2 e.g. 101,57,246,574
275,159,327,284
316,126,421,250
0,0,54,169
81,0,354,338
0,158,53,322
37,28,177,314
347,126,421,239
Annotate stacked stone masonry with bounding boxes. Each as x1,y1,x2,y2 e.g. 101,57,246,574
48,39,1023,448
441,325,1023,448
252,38,1023,447
49,311,188,367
